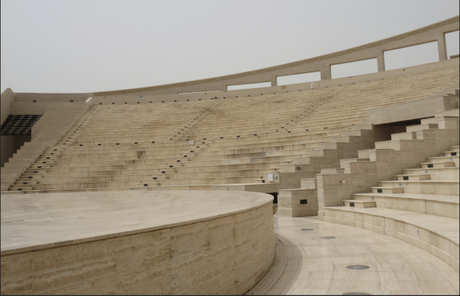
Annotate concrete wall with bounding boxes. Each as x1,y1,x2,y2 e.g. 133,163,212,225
4,17,457,110
0,135,31,168
13,92,93,102
368,95,460,125
1,88,15,125
9,102,89,116
1,191,275,295
90,16,458,98
90,58,459,105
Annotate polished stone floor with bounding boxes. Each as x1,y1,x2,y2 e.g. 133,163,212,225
249,215,459,295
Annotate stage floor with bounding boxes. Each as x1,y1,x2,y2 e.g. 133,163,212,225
1,190,272,255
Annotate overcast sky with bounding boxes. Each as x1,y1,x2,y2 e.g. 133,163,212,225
1,0,459,94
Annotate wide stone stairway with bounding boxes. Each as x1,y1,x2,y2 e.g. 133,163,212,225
324,144,459,272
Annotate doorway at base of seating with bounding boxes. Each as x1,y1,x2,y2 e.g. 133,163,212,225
268,192,278,204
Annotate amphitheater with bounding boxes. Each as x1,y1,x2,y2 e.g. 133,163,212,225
1,16,459,295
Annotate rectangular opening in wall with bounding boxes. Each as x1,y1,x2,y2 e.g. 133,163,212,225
445,30,459,58
331,58,377,79
178,90,222,95
384,41,438,71
227,82,271,91
277,72,320,86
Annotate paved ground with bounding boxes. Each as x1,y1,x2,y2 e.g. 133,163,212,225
248,215,459,295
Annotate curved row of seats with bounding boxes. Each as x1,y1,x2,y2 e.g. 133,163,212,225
325,144,459,271
8,63,459,193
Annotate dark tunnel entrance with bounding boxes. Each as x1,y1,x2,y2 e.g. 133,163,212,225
268,192,278,204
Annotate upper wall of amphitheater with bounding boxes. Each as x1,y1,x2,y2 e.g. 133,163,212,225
1,16,459,115
91,15,458,97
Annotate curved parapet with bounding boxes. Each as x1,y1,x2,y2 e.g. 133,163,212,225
4,16,458,106
92,16,459,97
1,190,275,295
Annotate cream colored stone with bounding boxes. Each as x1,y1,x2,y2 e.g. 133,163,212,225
1,191,274,295
1,16,459,296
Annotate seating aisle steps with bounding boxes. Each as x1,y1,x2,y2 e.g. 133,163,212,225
4,63,459,194
324,143,459,271
1,103,90,192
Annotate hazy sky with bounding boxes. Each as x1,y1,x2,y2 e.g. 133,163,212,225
1,0,459,94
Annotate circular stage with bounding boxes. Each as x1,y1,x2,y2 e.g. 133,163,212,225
1,190,275,295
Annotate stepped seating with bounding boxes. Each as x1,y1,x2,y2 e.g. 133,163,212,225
4,63,459,194
1,104,89,192
321,118,459,271
167,66,458,188
8,101,218,192
342,146,459,214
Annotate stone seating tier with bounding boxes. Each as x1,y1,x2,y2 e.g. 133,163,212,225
4,63,459,193
324,206,459,271
322,142,459,272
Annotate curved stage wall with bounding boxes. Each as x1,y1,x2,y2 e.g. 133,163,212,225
1,191,275,295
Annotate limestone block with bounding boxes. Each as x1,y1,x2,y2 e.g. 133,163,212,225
450,242,459,262
32,239,117,294
0,252,35,295
1,192,274,295
391,132,417,140
300,178,316,189
450,257,459,272
426,200,459,219
113,230,171,295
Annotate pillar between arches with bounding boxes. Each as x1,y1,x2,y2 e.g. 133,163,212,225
437,33,448,61
377,51,385,72
321,62,331,80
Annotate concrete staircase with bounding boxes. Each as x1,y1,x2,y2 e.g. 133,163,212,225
319,113,459,272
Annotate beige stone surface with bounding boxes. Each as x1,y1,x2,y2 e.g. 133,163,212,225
3,61,458,195
367,95,459,125
249,215,459,295
1,15,459,296
324,206,459,271
91,16,458,97
1,190,275,295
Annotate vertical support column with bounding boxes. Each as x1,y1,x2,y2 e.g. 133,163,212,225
377,51,385,72
437,33,448,61
270,76,277,87
320,62,331,80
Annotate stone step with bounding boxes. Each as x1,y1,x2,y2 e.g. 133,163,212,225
419,161,455,169
426,155,459,166
341,199,376,208
374,139,423,151
402,167,459,180
379,180,459,196
323,206,459,271
405,123,438,132
368,186,405,194
394,174,431,181
352,192,459,219
441,150,459,157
